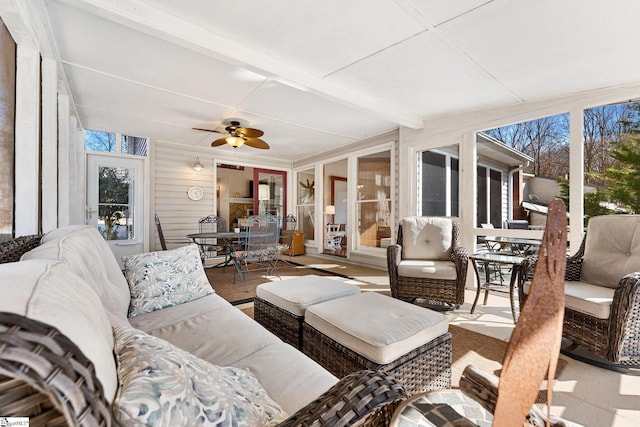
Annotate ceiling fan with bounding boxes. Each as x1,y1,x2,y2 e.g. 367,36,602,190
193,121,269,149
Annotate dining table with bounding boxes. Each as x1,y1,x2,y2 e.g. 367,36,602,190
187,230,272,269
481,235,542,255
187,231,250,269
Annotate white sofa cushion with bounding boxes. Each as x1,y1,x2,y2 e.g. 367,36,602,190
0,259,118,403
123,244,213,317
232,342,338,415
397,260,457,280
581,215,640,289
524,280,614,320
130,293,338,415
256,275,361,316
305,292,449,364
401,217,453,260
112,326,288,426
23,225,131,325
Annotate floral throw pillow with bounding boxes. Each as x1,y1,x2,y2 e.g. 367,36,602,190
112,326,288,427
123,244,213,317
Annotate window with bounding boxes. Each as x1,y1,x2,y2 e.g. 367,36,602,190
483,113,568,229
417,147,459,217
85,130,148,156
97,165,134,240
296,168,315,241
85,130,116,152
356,150,391,250
122,134,148,156
577,101,640,221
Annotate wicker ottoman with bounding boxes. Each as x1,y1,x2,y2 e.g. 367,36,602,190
303,292,451,395
254,274,361,349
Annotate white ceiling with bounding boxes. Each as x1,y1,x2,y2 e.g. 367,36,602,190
40,0,640,161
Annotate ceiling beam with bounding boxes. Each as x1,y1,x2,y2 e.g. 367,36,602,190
55,0,424,129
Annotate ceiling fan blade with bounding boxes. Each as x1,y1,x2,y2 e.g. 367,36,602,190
244,138,270,149
237,127,264,138
211,137,228,147
193,127,224,134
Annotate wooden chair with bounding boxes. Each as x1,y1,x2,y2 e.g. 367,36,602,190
387,217,469,308
391,200,580,426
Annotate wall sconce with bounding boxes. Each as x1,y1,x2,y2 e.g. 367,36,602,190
191,157,204,172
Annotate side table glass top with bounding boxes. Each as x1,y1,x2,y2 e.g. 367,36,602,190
390,390,492,427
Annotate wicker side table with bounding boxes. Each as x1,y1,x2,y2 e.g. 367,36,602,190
390,390,493,427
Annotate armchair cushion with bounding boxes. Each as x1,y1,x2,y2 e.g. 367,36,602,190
582,215,640,288
397,260,457,280
401,217,453,261
524,280,614,320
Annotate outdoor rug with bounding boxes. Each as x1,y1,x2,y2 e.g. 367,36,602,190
450,324,567,403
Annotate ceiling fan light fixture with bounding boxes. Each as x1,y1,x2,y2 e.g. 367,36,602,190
226,136,245,148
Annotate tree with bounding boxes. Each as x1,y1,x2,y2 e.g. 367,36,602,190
98,166,130,239
85,130,116,152
556,178,612,223
485,114,569,178
605,135,640,213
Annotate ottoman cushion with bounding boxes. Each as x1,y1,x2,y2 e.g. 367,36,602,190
256,275,361,316
305,292,448,365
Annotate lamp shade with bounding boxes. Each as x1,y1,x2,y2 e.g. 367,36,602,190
324,205,335,215
258,184,270,200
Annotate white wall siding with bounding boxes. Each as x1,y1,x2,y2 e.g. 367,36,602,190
152,142,215,251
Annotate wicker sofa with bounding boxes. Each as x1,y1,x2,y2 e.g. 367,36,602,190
0,226,405,426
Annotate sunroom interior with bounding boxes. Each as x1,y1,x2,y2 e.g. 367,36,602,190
2,1,640,424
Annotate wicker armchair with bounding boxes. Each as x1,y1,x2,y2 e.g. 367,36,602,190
519,214,640,372
390,200,581,426
387,217,468,308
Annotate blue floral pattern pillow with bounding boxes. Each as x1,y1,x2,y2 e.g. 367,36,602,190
123,244,213,317
112,326,288,426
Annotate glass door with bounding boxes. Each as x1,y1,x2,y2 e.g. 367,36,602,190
253,168,286,219
86,154,144,266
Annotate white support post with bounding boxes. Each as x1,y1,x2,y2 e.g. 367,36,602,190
57,93,70,226
459,131,476,288
14,44,40,236
41,57,58,232
569,108,585,254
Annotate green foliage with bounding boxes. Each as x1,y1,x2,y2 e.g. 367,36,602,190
606,135,640,213
98,167,130,240
556,178,612,223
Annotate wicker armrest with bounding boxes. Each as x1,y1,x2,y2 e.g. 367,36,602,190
0,312,111,426
278,370,407,427
608,272,640,362
459,365,499,414
460,365,582,427
0,235,42,264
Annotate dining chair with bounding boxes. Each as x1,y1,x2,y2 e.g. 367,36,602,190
325,223,344,251
195,215,228,268
229,213,288,289
154,213,191,251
